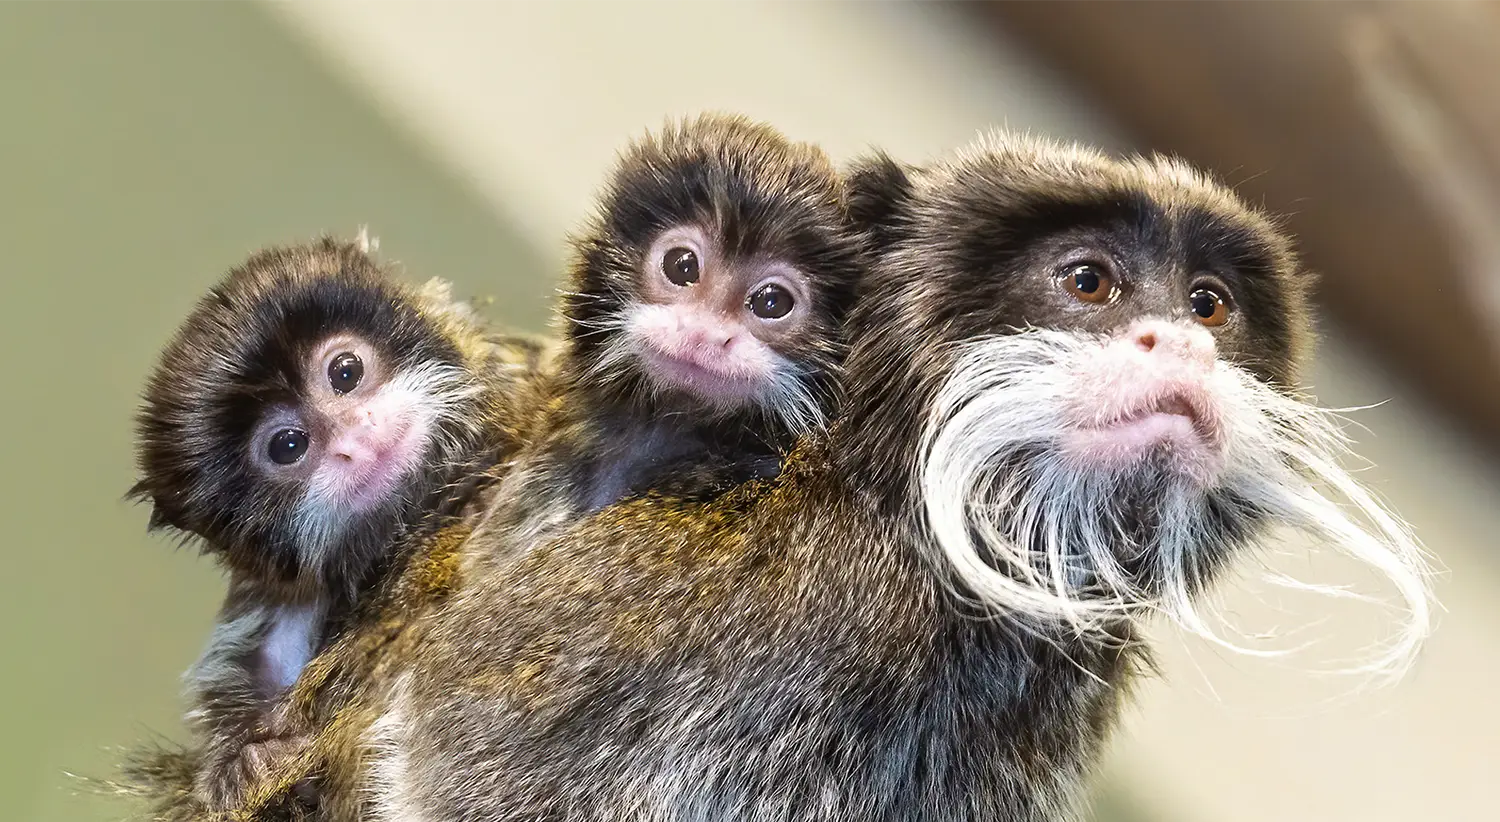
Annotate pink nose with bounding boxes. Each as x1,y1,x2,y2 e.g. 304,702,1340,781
330,409,381,461
677,315,735,349
1122,319,1216,370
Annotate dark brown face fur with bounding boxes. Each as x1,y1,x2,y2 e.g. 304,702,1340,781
561,113,864,443
131,239,493,593
841,139,1313,495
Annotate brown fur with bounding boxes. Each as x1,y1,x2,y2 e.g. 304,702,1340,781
205,132,1324,822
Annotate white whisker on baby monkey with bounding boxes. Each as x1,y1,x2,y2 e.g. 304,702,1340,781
505,112,864,516
127,238,526,811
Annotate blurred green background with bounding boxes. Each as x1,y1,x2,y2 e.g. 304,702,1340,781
4,3,1495,822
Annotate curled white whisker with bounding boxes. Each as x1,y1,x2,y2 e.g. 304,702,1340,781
918,329,1437,681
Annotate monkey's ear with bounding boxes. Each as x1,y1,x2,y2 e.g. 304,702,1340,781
846,151,917,250
124,478,152,505
125,479,175,532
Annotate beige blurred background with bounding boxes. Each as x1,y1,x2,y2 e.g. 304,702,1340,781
2,3,1495,821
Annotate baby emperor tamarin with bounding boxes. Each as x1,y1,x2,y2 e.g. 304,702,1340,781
543,111,861,508
128,236,533,811
453,112,862,569
310,132,1431,822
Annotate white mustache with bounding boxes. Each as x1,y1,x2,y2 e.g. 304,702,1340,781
589,311,828,440
918,328,1436,682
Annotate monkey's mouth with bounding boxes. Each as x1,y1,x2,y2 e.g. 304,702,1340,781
1120,393,1217,440
637,346,765,404
330,420,427,511
1061,387,1224,481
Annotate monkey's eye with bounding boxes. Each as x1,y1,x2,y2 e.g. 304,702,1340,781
748,284,794,320
662,247,701,286
1189,286,1230,327
1059,263,1115,304
267,428,310,465
328,352,364,393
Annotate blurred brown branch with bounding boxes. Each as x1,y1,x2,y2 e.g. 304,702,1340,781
985,0,1500,452
1344,3,1500,362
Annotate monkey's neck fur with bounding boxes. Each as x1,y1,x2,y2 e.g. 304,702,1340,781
544,348,794,512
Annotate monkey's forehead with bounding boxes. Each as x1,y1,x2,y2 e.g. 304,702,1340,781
599,166,845,241
581,176,862,298
598,122,845,239
903,178,1299,301
153,272,470,414
929,132,1289,248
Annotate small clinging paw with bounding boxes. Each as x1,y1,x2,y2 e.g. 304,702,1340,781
192,728,309,811
238,732,309,787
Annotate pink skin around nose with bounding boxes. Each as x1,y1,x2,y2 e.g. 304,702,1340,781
1060,319,1227,484
631,304,774,403
318,404,424,511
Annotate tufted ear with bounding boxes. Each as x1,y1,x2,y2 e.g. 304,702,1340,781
845,150,918,252
125,478,177,532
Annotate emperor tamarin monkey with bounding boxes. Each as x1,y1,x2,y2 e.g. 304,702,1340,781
128,236,544,812
505,111,862,521
301,132,1433,822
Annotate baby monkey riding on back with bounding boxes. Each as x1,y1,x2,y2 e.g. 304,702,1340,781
129,238,532,810
537,113,862,511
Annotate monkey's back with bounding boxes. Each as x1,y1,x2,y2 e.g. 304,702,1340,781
371,443,1134,822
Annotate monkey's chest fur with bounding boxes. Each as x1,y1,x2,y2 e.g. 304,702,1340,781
367,460,1135,822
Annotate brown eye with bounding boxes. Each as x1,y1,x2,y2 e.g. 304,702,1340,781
1060,263,1114,304
748,284,794,319
1189,287,1230,327
267,428,310,465
662,247,700,286
328,352,363,393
